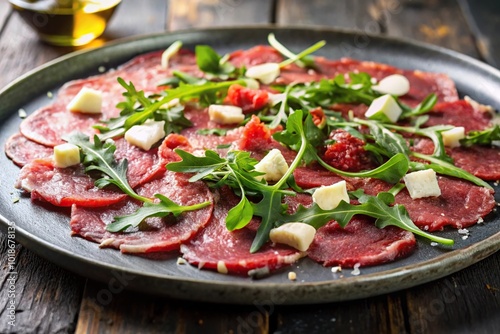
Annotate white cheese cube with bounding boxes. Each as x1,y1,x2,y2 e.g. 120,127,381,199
403,169,441,199
312,180,350,210
441,127,465,148
372,74,410,96
124,120,166,151
245,63,280,85
208,105,244,124
254,149,289,182
365,94,402,123
161,40,182,69
53,143,80,168
269,222,317,252
67,87,103,114
243,78,260,90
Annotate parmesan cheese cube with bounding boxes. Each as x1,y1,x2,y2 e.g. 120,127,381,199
53,143,80,168
243,78,260,90
365,94,402,123
372,74,410,96
124,120,166,151
208,105,244,124
161,40,182,68
254,149,289,182
312,181,350,210
67,87,103,114
441,126,465,148
269,223,316,252
245,63,280,84
403,169,441,199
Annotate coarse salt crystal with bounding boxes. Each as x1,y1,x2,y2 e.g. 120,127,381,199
351,263,361,276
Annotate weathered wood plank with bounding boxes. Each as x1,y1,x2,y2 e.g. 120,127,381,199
276,0,380,32
377,0,479,58
75,280,269,333
274,293,408,333
458,0,500,68
406,252,500,334
0,234,86,334
167,0,274,31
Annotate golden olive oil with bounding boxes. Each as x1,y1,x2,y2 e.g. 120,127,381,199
9,0,121,46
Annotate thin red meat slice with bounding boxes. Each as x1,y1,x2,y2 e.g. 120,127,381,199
19,105,100,147
229,45,284,67
396,177,495,231
293,166,348,189
70,169,214,253
450,145,500,181
113,138,165,188
359,177,495,231
4,133,53,167
181,188,304,276
424,100,492,132
15,158,126,207
308,216,416,268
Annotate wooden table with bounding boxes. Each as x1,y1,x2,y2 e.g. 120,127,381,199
1,0,499,333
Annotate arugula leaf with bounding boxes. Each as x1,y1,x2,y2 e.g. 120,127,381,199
400,93,438,118
356,118,410,157
154,104,193,134
250,190,288,252
106,194,211,232
409,155,492,189
285,192,454,245
66,133,151,203
461,125,500,147
195,45,236,79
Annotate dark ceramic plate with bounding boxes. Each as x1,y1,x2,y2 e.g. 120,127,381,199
1,27,499,305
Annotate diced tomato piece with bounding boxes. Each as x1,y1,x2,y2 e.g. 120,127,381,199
323,129,372,172
238,115,272,151
159,134,192,162
226,84,269,113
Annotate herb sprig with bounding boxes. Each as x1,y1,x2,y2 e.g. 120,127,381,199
66,133,211,232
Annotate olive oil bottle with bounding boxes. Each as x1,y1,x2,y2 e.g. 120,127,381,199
9,0,121,46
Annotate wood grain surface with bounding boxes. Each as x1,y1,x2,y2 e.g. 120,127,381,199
0,0,499,333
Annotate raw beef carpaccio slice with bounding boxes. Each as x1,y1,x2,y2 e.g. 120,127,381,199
307,216,416,268
358,177,496,231
113,138,166,188
423,100,492,132
4,133,53,167
70,169,214,253
450,145,500,181
15,158,126,207
19,105,101,147
180,188,305,276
